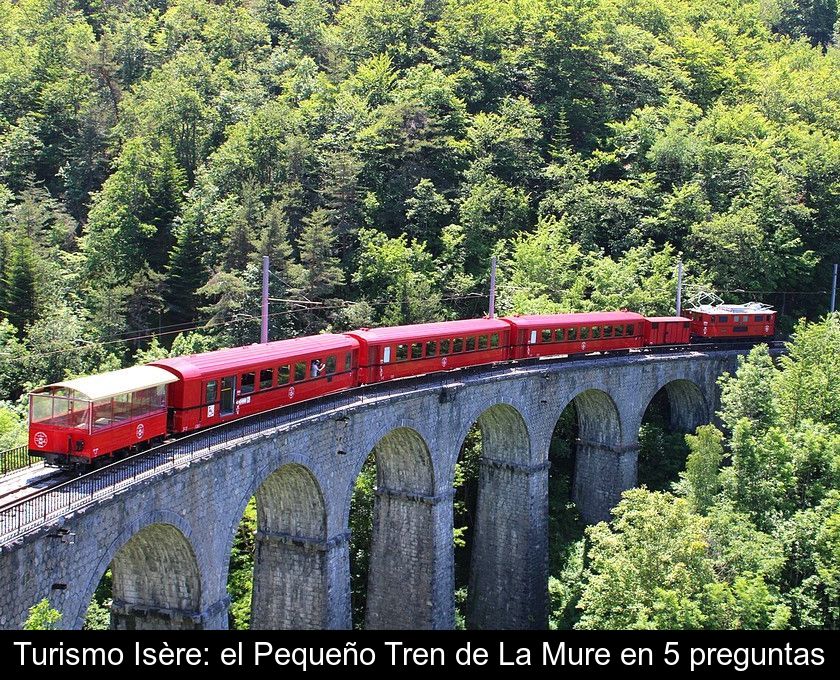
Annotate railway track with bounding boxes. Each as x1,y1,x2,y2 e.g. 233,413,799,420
0,340,787,543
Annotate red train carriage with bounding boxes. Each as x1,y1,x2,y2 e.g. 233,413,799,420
347,318,511,384
151,335,359,434
644,317,691,346
503,312,647,359
688,303,776,341
28,366,178,465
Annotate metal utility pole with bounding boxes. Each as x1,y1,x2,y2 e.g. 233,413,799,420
676,260,683,317
831,263,838,313
261,256,269,344
488,256,497,318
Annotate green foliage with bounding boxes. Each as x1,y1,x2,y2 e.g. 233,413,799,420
24,598,62,630
227,497,256,630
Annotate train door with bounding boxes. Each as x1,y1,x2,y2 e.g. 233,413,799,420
203,379,218,424
220,376,236,416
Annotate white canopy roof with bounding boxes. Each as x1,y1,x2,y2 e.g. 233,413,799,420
34,365,178,401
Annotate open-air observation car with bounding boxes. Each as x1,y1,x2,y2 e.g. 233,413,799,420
28,365,178,465
347,318,511,384
688,302,776,341
503,312,648,359
150,334,360,434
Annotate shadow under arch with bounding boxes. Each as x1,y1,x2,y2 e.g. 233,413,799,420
352,426,446,629
455,401,545,630
250,462,329,630
110,523,203,630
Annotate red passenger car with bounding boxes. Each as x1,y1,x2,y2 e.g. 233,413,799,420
644,317,691,346
347,319,511,384
503,312,647,359
28,366,178,465
688,303,776,341
151,335,359,433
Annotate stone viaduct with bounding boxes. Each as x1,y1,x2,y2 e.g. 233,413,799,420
0,349,744,630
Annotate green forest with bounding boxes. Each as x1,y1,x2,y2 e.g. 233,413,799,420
2,0,839,630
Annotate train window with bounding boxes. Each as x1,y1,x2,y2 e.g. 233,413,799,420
278,365,290,384
478,335,488,350
555,329,564,342
733,315,740,322
541,329,552,343
568,327,577,341
579,326,589,340
206,380,217,404
294,362,306,381
131,388,153,418
754,315,764,322
592,327,601,339
260,369,273,390
718,315,728,322
603,325,613,338
614,325,623,337
426,341,437,357
92,399,113,430
382,347,391,363
411,342,423,359
490,333,499,348
453,338,464,353
241,372,255,394
397,344,408,361
345,352,353,370
113,393,132,421
626,324,634,336
326,356,337,374
466,337,476,351
440,339,451,355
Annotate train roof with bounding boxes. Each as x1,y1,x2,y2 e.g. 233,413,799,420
151,334,359,381
689,302,776,315
647,316,691,323
346,318,510,344
31,365,179,401
502,311,647,327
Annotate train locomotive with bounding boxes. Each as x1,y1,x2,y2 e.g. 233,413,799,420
27,302,775,467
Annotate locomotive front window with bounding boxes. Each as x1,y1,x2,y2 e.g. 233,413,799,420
579,327,589,340
603,326,613,338
411,343,423,359
541,329,552,343
568,328,577,341
466,337,476,351
426,341,437,357
278,365,291,384
614,325,624,337
294,362,306,381
260,369,273,389
453,338,464,353
626,324,634,336
440,339,451,355
206,380,217,404
592,327,601,339
478,335,488,350
326,356,337,374
397,344,408,361
490,333,499,348
241,372,255,394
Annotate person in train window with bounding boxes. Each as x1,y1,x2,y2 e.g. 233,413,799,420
311,359,324,378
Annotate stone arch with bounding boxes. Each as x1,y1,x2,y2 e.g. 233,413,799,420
555,389,627,525
73,510,204,630
110,524,202,630
250,463,330,630
456,401,545,629
350,426,446,629
653,378,709,434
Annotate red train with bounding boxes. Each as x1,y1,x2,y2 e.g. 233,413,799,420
26,304,775,466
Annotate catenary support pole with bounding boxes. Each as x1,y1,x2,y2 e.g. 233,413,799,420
489,256,497,318
676,260,683,317
261,256,269,344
